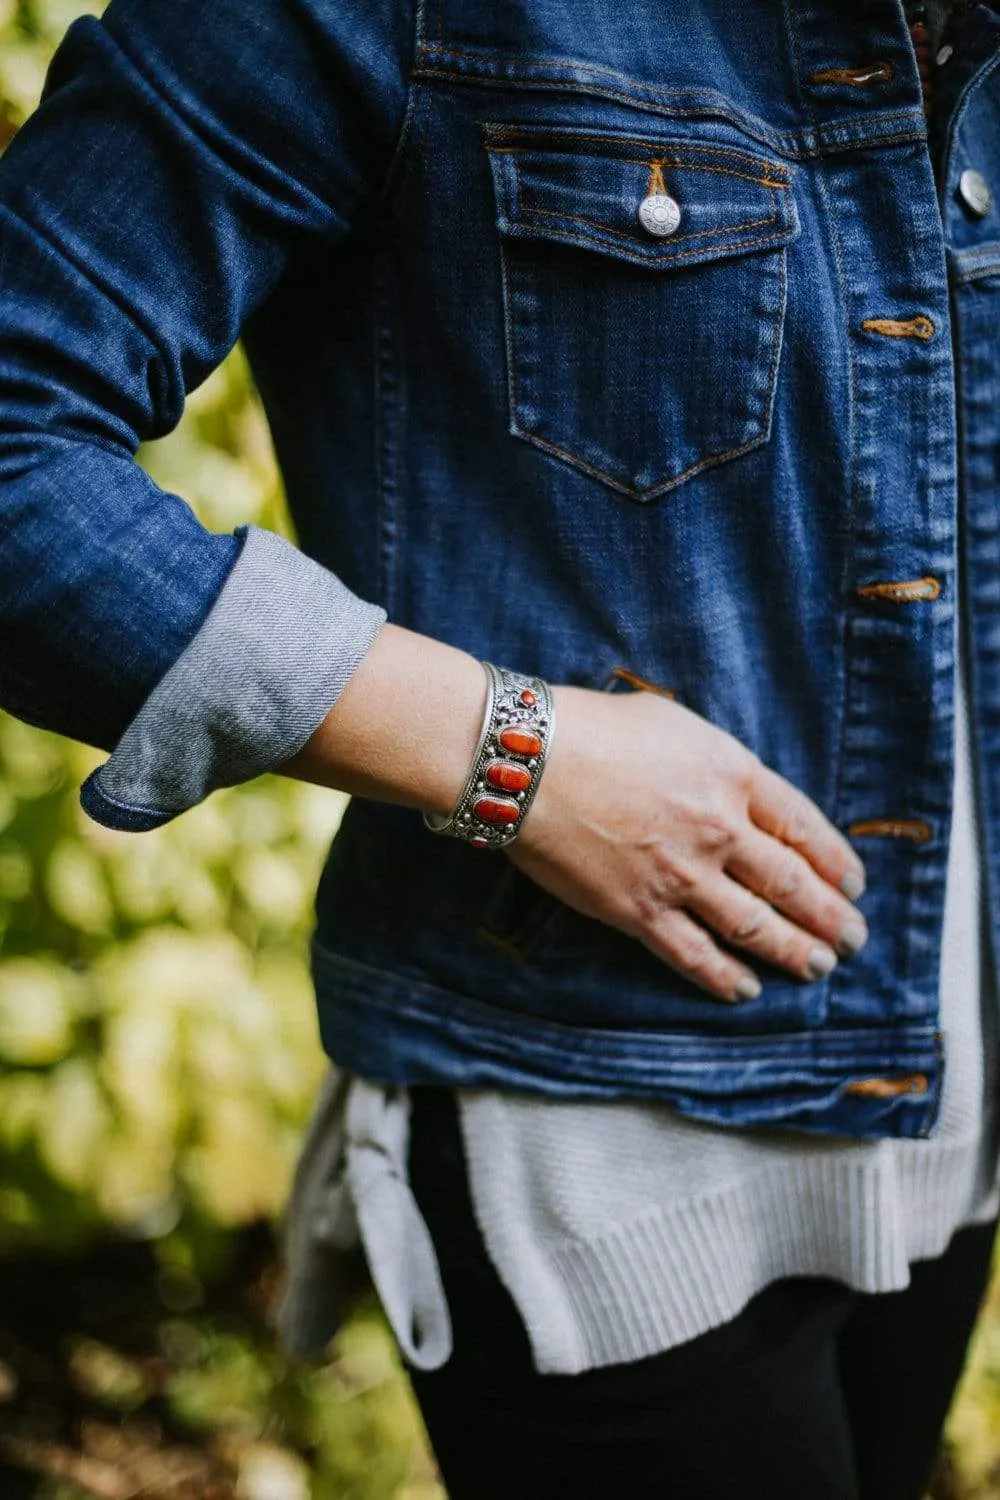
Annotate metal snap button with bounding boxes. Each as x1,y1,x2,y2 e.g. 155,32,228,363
959,168,993,218
638,192,681,237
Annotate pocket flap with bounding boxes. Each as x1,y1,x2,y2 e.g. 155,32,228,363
484,123,800,269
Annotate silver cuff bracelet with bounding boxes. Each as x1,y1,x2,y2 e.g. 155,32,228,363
422,661,556,849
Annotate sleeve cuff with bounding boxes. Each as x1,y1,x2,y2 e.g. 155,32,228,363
79,523,387,831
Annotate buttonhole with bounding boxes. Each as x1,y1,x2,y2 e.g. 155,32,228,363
861,315,935,340
604,665,676,697
846,818,932,843
843,1073,928,1098
809,60,894,86
855,576,941,602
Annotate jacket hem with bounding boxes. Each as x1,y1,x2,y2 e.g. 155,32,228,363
311,939,943,1139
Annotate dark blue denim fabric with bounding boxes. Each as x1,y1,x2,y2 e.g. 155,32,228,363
4,0,1000,1138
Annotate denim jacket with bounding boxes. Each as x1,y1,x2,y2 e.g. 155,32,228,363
3,0,1000,1141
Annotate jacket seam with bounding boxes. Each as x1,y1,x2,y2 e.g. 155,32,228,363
368,0,427,216
0,201,180,430
101,18,341,228
312,942,941,1060
500,219,793,270
83,775,169,819
515,203,780,244
414,60,925,160
505,150,788,188
485,130,793,181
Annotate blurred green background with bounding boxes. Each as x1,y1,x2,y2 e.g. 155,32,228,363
0,2,441,1493
1,3,1000,1496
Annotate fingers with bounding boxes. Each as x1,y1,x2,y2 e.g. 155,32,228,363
684,870,840,984
637,907,764,1005
724,828,869,960
747,761,866,899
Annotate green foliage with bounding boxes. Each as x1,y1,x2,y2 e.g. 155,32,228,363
0,5,443,1490
0,344,340,1258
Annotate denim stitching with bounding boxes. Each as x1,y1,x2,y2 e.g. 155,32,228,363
485,131,793,183
500,171,791,498
507,152,789,190
501,231,787,499
312,942,941,1066
415,63,925,161
85,777,168,819
505,219,793,272
370,0,428,215
795,6,859,926
420,65,804,155
515,203,779,247
373,245,402,616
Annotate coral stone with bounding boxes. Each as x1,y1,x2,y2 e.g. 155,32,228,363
473,797,520,826
471,837,489,848
498,726,543,757
520,689,537,705
486,761,532,793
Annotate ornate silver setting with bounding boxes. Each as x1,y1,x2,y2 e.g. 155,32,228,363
422,662,555,849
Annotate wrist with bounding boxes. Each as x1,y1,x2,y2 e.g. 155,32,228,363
279,622,489,815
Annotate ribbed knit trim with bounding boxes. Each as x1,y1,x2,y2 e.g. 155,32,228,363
457,1124,999,1375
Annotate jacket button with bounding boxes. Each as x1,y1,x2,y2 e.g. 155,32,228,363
958,168,993,218
638,193,682,236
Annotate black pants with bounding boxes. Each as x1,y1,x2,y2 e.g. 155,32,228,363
405,1087,998,1500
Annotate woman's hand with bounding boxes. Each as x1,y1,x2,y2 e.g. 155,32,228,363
509,684,869,1003
281,624,868,1004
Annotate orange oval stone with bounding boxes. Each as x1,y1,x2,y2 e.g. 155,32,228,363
520,689,537,706
474,797,520,826
498,726,542,757
486,760,532,793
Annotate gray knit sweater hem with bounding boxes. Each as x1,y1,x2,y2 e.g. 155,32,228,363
457,1117,1000,1375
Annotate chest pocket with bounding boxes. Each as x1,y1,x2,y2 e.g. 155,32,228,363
484,123,800,501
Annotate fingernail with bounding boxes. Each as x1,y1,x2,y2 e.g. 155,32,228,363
841,868,866,901
837,914,869,958
733,974,763,1002
807,945,838,980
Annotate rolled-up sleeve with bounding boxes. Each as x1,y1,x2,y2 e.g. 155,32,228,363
0,0,412,828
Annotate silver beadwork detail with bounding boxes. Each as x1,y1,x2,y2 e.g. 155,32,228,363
422,663,556,849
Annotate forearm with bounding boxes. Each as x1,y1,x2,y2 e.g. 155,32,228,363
277,622,490,820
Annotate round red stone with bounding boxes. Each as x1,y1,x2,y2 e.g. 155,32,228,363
520,689,537,705
486,760,532,793
474,797,520,826
498,726,543,757
470,837,489,848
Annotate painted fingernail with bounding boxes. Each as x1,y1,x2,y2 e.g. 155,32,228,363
837,914,869,957
733,974,763,1002
807,945,838,979
841,868,866,901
